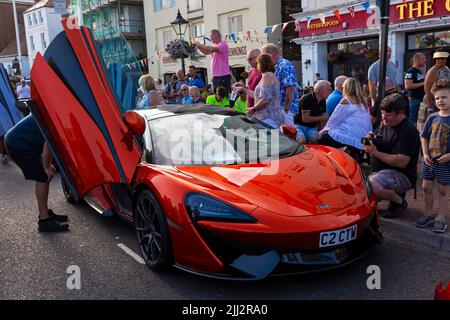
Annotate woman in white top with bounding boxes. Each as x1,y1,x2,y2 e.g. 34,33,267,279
318,78,372,151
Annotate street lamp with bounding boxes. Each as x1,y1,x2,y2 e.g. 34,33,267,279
170,10,189,74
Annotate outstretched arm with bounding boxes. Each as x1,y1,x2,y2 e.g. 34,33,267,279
195,42,219,55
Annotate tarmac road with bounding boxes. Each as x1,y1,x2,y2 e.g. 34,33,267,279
1,162,449,300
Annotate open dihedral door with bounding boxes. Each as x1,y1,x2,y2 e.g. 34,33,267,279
29,19,141,201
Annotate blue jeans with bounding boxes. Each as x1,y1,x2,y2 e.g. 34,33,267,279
409,97,421,126
294,124,318,142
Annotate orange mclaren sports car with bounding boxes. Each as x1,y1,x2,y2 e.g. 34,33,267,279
28,20,382,280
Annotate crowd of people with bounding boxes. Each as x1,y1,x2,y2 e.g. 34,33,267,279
0,27,449,235
134,29,449,234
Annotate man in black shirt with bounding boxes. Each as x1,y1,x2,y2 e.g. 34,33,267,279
364,93,420,218
295,80,331,144
404,52,426,126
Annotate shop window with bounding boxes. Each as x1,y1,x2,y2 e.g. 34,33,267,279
434,30,450,47
407,30,450,49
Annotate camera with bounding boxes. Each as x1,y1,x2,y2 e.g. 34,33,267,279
361,134,382,146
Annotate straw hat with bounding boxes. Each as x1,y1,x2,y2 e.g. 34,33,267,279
433,52,449,59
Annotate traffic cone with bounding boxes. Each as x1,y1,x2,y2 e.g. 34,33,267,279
434,280,450,300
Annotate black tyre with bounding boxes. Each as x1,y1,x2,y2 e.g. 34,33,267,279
135,189,173,271
61,176,78,204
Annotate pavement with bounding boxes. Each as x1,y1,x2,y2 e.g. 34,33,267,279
378,181,450,253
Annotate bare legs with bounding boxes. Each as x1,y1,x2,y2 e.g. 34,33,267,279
35,181,50,220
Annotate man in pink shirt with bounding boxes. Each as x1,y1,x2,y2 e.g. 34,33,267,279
195,29,231,94
246,49,262,108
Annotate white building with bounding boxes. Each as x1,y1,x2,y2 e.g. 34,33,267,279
0,0,36,77
293,0,450,88
23,0,64,68
143,0,290,84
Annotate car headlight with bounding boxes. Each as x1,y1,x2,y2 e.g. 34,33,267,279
360,166,373,199
185,193,257,223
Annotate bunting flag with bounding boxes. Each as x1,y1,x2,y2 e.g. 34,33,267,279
263,26,269,34
306,16,312,28
254,30,259,41
272,24,279,33
319,13,326,24
230,32,236,43
247,30,252,40
295,19,301,32
282,22,290,32
362,2,372,14
347,6,355,18
333,10,342,22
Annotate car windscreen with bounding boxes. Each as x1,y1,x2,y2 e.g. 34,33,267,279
148,114,304,166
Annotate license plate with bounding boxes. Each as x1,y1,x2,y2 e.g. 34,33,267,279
319,225,357,248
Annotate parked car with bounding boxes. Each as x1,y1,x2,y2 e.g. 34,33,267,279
29,19,382,280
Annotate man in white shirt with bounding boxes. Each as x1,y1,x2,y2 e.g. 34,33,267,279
16,79,30,99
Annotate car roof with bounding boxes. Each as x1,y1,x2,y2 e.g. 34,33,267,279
135,104,243,121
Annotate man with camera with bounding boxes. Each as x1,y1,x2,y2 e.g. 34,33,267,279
363,93,420,218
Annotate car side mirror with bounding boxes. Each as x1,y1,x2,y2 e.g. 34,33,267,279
280,125,297,141
122,111,146,150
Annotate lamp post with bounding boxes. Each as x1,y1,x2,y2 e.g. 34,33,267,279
11,0,22,76
170,10,189,75
377,0,390,103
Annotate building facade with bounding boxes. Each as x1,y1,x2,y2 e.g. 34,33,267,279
294,0,450,89
73,0,147,65
24,0,64,68
0,0,35,77
143,0,303,85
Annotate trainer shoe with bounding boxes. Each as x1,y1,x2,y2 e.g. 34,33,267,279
415,214,436,228
48,209,69,223
38,218,69,233
383,199,408,219
432,220,448,234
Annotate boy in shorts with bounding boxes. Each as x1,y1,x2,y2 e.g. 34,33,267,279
415,79,450,233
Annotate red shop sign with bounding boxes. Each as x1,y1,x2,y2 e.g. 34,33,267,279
297,0,450,38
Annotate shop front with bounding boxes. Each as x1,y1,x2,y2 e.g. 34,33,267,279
293,0,450,87
328,37,379,86
405,28,450,71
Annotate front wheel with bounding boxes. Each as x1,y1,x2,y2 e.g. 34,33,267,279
134,189,173,271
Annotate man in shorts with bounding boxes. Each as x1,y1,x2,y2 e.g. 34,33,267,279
5,115,69,232
295,80,331,144
364,93,420,218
